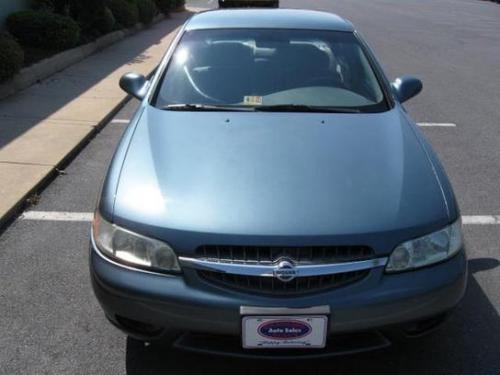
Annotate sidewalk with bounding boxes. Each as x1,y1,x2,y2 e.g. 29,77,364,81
0,10,196,226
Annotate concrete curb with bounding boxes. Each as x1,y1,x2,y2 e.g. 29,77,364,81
0,83,134,230
0,15,165,101
0,11,193,230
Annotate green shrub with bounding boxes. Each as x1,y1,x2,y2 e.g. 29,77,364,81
106,0,139,28
32,0,71,14
32,0,52,9
137,0,158,25
154,0,170,15
153,0,183,15
173,0,185,9
93,7,116,34
7,11,80,50
69,0,115,38
166,0,184,11
0,33,24,82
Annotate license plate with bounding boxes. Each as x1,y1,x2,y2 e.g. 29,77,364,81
242,316,328,349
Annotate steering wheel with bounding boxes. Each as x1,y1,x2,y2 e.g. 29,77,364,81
303,75,342,87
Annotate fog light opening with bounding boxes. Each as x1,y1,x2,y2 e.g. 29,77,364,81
115,315,163,337
402,312,450,337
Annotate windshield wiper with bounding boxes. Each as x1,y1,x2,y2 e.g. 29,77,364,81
162,104,254,112
253,104,361,113
162,103,361,113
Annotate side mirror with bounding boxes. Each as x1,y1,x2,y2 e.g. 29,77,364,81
391,76,423,103
119,72,149,100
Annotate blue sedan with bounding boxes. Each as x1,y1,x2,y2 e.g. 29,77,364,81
90,9,467,357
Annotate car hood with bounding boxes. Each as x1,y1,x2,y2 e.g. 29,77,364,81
112,106,449,248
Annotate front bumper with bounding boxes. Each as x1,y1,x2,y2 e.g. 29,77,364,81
90,238,467,348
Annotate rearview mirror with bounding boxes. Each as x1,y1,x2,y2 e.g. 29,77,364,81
391,76,423,103
119,72,149,100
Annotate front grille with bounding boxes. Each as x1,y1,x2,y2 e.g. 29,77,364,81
196,245,373,295
196,245,373,265
199,269,369,295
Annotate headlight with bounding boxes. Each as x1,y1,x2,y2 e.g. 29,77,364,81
386,219,463,273
92,212,181,273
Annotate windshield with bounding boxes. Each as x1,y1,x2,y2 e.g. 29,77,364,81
153,29,388,112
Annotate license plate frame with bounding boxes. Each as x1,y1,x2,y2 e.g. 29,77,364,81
242,315,328,349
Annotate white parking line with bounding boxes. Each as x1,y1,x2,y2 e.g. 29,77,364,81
462,216,500,225
110,119,129,124
417,123,457,127
21,211,94,222
19,211,500,225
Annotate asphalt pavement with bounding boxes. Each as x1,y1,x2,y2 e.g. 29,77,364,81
1,0,499,374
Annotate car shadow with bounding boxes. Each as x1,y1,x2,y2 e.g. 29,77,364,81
125,258,500,375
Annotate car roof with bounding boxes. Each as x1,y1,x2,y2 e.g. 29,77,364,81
185,9,354,32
